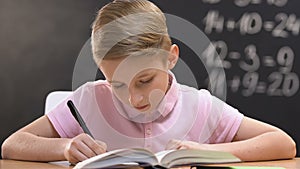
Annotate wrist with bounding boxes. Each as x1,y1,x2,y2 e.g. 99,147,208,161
54,138,71,161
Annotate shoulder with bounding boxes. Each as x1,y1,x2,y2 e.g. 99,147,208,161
178,84,213,109
72,80,112,98
80,80,110,87
76,80,111,91
178,84,227,113
178,84,212,98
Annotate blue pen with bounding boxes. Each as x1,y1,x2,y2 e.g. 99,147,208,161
67,100,94,138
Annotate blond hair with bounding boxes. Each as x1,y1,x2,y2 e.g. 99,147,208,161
91,0,171,64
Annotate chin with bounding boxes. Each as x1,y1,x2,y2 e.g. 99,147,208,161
136,105,153,113
137,107,151,113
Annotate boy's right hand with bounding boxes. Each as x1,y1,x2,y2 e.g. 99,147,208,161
64,133,107,164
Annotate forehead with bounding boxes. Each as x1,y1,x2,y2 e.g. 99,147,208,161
100,55,166,83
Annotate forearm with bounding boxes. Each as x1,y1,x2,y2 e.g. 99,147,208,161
2,131,69,162
208,131,296,161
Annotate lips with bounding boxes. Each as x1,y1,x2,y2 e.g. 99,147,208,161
135,104,149,110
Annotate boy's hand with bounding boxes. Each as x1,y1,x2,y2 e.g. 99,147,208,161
64,133,107,164
166,139,212,151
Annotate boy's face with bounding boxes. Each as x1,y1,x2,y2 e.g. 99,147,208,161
99,54,170,113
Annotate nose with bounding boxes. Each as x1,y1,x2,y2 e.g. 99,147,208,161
128,88,144,107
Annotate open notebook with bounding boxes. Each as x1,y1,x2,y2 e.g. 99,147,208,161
74,148,241,168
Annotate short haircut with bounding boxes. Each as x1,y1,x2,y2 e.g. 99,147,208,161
91,0,172,64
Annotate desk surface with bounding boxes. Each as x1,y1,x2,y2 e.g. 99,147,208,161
1,158,300,169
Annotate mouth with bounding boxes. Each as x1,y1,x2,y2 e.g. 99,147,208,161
134,104,150,111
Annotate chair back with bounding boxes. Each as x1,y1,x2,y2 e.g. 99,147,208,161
45,91,72,114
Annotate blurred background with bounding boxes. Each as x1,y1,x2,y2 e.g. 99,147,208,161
1,0,299,157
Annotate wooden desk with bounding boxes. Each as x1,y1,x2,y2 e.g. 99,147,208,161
1,158,300,169
208,158,300,169
0,160,73,169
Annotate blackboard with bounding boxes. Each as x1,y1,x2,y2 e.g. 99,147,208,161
0,0,109,157
0,0,299,158
151,0,300,154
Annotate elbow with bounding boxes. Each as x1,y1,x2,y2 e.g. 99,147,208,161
287,138,297,159
281,132,297,159
271,130,297,160
1,138,11,159
1,134,17,160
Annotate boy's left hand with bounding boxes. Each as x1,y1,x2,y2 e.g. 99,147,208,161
165,139,213,151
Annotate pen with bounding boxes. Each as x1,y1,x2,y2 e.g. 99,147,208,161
67,100,94,138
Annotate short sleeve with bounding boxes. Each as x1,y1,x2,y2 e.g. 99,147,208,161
45,84,94,138
46,97,84,138
206,94,244,143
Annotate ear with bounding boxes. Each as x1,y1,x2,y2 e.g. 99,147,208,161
167,44,179,70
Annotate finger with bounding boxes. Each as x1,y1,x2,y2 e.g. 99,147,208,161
65,140,88,163
77,141,98,158
82,135,106,155
68,153,82,165
95,140,107,153
165,139,182,150
178,145,188,150
68,145,89,162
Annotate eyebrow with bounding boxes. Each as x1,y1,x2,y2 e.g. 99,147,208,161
136,73,152,79
107,70,156,84
136,70,156,79
107,80,124,84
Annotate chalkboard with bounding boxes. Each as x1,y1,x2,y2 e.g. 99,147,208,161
0,0,299,158
0,0,109,158
151,0,300,154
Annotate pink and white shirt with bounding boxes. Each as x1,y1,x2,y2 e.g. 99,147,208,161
47,74,243,153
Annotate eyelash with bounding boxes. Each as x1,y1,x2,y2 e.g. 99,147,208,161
112,77,153,89
140,77,153,84
112,83,125,89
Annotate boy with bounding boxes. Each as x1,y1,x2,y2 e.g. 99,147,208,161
2,0,296,164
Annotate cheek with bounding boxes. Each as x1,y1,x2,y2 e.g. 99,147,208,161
149,89,165,108
146,78,168,96
153,74,169,93
146,76,169,102
112,88,130,105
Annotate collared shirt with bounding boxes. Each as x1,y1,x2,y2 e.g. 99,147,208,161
47,74,243,152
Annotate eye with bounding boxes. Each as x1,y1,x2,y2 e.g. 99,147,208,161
111,83,126,89
139,77,153,84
